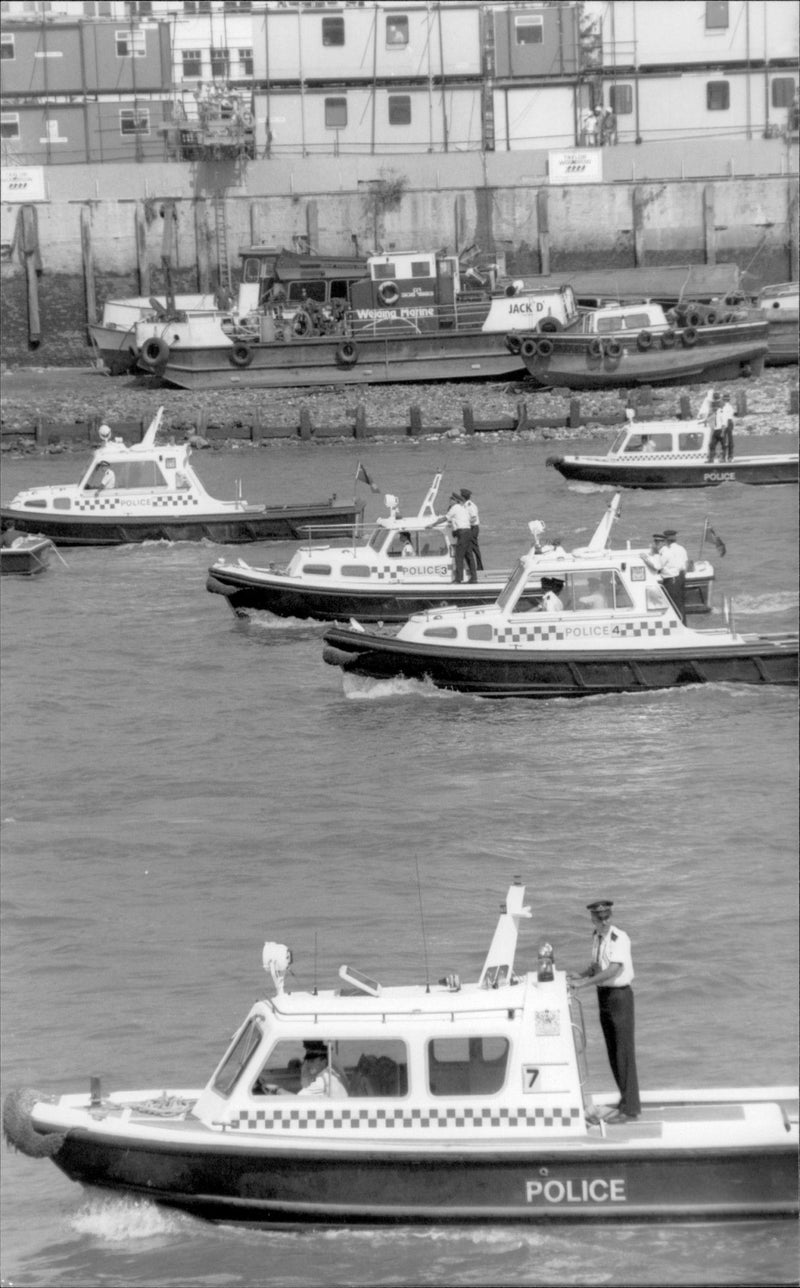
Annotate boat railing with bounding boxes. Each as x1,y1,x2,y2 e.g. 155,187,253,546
295,521,365,545
568,991,592,1108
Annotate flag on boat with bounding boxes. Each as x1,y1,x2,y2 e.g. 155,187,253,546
355,462,380,493
703,519,726,557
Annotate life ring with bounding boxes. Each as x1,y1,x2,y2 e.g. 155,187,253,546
684,309,702,328
505,333,522,355
335,339,358,368
537,317,563,333
377,280,400,307
681,326,699,347
587,337,604,360
536,337,554,358
604,339,623,363
293,311,312,336
230,342,254,368
636,330,653,351
520,337,538,359
660,328,677,348
139,336,170,370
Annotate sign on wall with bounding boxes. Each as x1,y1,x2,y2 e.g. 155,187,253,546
1,167,47,203
547,150,602,184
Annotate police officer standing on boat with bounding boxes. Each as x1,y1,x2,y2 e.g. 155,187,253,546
569,899,642,1124
644,529,689,622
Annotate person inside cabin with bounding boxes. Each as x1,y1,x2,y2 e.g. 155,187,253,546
640,434,656,453
578,577,609,611
89,460,116,491
296,1041,349,1099
390,530,415,557
538,577,564,612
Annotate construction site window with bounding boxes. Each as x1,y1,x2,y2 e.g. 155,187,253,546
116,30,146,58
706,81,730,111
609,84,632,115
182,50,202,78
388,95,411,126
0,114,20,140
705,1,728,30
211,48,230,78
183,1,211,13
515,15,543,44
120,109,150,136
1,35,14,60
771,78,795,108
224,0,251,11
126,1,153,14
325,97,347,129
322,16,345,47
238,48,253,77
386,15,409,47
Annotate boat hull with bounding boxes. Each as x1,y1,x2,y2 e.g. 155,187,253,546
155,331,527,390
322,632,799,697
520,324,767,389
0,538,52,575
206,567,713,621
0,504,364,548
548,456,799,489
46,1130,797,1224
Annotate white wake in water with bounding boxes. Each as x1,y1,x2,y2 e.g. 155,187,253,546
71,1195,183,1242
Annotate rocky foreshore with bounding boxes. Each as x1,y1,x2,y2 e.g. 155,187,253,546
0,364,797,452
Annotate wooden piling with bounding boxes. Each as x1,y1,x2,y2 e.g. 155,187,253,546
299,406,313,440
462,403,475,435
135,201,150,297
80,206,97,327
409,405,423,436
679,395,692,420
354,405,367,439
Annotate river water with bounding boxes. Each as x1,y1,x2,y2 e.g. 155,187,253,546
1,434,798,1287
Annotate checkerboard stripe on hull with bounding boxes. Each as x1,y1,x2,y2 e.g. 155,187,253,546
495,618,679,644
231,1104,582,1132
74,496,201,512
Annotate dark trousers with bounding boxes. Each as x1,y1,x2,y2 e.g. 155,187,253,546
469,525,483,575
662,572,686,622
453,529,475,582
597,986,641,1116
722,424,734,461
707,429,725,461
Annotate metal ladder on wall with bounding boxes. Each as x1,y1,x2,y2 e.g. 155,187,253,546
212,190,232,299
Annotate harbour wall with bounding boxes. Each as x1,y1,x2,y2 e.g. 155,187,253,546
1,140,798,367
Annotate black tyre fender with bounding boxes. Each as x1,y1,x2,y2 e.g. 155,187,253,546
636,330,653,351
520,337,538,360
604,338,623,365
537,317,563,333
660,328,677,349
140,336,170,370
505,334,522,355
335,340,359,369
230,342,254,368
684,309,702,328
681,326,699,347
536,337,554,358
587,337,604,360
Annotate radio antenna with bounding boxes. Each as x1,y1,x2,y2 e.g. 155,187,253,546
415,855,431,993
312,931,318,996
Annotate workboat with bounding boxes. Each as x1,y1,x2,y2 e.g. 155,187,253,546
0,409,364,547
756,281,799,366
547,417,799,489
512,300,768,389
207,485,715,622
141,250,579,391
88,293,221,375
322,532,798,698
4,880,796,1225
0,534,53,576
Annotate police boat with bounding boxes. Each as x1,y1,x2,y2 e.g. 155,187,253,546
206,483,714,622
4,881,797,1226
0,408,363,547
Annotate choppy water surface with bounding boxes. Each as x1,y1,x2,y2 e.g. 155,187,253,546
1,436,798,1286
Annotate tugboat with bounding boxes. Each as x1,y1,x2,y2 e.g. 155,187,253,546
547,415,799,489
4,881,796,1225
0,409,364,547
207,486,715,622
322,532,798,698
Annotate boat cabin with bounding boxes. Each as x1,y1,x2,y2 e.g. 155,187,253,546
237,248,368,321
191,883,589,1138
607,420,712,459
577,302,670,336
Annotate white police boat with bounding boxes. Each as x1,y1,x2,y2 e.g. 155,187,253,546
0,408,363,547
4,881,797,1225
206,481,714,622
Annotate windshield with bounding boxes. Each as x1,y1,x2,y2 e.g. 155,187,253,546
496,559,528,611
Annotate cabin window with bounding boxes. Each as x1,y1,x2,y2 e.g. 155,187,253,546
373,263,397,281
388,95,412,126
623,432,672,453
243,257,261,285
467,624,493,641
572,570,633,612
302,563,332,576
182,49,202,79
115,29,146,58
53,498,71,510
411,260,432,277
331,279,351,302
418,531,449,557
386,14,409,47
210,47,230,78
1,34,14,60
678,431,704,451
120,109,150,136
341,564,371,578
85,461,168,488
322,16,345,47
424,626,458,638
212,1017,263,1097
705,1,728,30
287,281,326,305
252,1039,408,1098
387,533,416,557
609,84,632,115
771,78,796,109
325,97,347,129
707,82,730,111
428,1036,509,1096
515,15,543,44
497,560,527,611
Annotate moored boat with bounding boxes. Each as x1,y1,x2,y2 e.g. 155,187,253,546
547,416,799,489
512,300,768,389
322,534,798,698
756,282,799,366
0,409,364,548
0,533,54,576
207,485,715,622
88,293,221,375
4,880,796,1225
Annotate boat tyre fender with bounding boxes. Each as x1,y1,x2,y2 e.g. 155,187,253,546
335,339,359,368
704,309,719,326
230,342,254,368
636,329,653,351
293,312,312,337
681,326,699,347
537,317,563,333
520,337,539,360
140,336,170,371
377,281,400,307
684,309,703,328
536,336,554,358
660,328,677,349
587,337,604,361
505,333,522,355
604,338,623,366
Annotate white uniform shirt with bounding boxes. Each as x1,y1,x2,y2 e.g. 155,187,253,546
445,500,470,532
658,540,689,578
592,924,634,986
539,590,563,612
296,1066,349,1099
719,400,735,428
100,468,116,489
463,499,479,527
